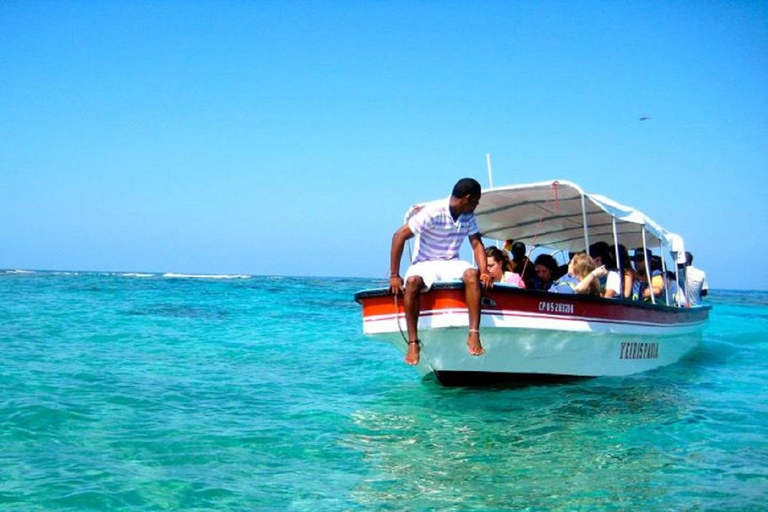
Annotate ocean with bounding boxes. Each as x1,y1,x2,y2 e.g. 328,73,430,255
1,271,766,511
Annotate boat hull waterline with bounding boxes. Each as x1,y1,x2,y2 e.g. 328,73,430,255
356,284,709,382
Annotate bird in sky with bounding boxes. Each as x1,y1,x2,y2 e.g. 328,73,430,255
639,116,651,121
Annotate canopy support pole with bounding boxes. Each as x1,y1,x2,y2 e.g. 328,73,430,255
580,193,590,252
659,240,670,305
486,153,494,189
641,227,655,305
486,153,500,250
612,217,621,297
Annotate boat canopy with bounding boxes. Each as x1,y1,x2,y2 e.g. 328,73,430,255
473,180,685,262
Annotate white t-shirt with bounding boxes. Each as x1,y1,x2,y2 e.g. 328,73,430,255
686,265,709,306
605,270,621,296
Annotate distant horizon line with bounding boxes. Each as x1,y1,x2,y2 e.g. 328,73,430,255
1,267,763,293
0,267,380,281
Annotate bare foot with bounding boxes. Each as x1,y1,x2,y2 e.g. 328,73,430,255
467,330,485,356
405,340,420,365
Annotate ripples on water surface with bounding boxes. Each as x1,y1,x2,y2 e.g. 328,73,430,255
1,272,766,511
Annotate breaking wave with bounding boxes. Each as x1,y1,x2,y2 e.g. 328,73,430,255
162,273,251,280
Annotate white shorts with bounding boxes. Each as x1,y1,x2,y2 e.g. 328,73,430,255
404,260,474,290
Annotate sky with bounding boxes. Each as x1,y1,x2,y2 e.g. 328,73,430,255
1,1,767,289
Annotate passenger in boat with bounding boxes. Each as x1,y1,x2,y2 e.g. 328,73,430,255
597,252,623,299
665,270,687,306
389,178,493,365
589,242,610,264
486,246,526,287
589,242,612,293
607,244,634,299
631,249,665,301
684,251,709,306
645,255,665,301
549,252,607,296
505,240,536,288
554,252,574,281
531,254,558,291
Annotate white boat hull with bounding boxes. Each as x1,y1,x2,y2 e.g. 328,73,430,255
374,327,699,379
356,284,709,385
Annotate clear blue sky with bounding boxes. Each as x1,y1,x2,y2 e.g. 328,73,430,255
2,1,767,289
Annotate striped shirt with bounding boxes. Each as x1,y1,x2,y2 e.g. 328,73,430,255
408,198,479,263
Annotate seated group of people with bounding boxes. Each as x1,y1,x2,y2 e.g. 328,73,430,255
485,245,605,296
485,241,688,304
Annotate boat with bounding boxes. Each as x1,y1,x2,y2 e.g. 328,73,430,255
354,180,711,386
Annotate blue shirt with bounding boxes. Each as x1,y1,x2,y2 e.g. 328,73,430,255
549,275,580,294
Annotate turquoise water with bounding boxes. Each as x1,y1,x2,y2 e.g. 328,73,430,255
1,271,766,511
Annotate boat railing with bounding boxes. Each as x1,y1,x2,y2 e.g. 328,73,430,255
354,281,711,313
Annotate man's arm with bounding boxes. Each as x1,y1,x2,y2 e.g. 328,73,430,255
389,225,414,294
650,275,665,297
643,275,665,298
469,234,493,288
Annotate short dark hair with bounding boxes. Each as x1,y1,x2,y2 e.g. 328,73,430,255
589,241,610,260
511,241,527,258
685,251,693,265
632,248,653,262
452,178,481,198
611,244,631,270
534,254,558,272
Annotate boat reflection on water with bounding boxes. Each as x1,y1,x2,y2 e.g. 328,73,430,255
343,376,696,509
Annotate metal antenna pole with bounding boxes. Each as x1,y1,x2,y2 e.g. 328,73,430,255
485,153,501,249
486,153,494,189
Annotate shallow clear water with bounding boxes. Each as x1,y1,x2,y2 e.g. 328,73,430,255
1,271,766,511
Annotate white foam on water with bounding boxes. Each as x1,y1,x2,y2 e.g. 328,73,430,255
4,269,35,274
162,273,251,279
121,273,155,278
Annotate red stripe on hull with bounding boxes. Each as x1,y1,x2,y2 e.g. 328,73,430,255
359,287,709,327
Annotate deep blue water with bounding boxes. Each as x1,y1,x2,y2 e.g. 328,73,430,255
1,271,766,511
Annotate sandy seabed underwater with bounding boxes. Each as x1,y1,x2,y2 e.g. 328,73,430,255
1,270,766,511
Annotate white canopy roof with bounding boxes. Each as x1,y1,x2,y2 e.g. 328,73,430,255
472,180,685,261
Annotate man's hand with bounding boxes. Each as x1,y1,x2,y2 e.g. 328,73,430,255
389,275,404,294
479,272,494,289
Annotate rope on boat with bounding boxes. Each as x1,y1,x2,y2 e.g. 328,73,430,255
393,293,409,345
520,181,561,276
